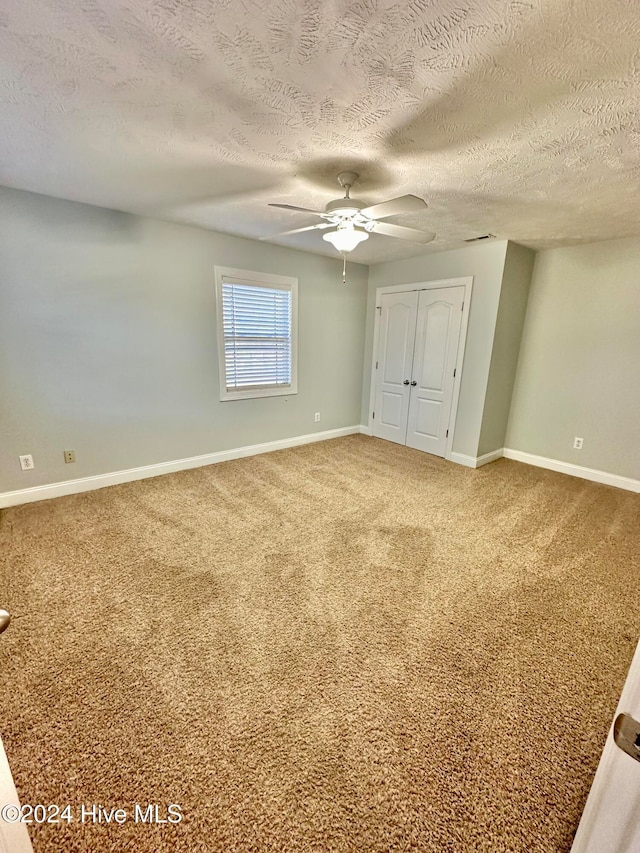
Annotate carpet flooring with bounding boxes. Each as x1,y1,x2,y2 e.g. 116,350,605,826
1,435,639,852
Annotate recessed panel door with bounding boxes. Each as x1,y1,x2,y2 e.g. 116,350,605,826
373,291,418,445
405,287,464,456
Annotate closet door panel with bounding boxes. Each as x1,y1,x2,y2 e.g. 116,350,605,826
373,292,418,445
406,287,464,456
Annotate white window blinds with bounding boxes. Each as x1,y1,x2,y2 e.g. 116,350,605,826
221,280,293,391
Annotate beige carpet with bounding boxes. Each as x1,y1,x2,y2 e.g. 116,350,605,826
1,435,638,853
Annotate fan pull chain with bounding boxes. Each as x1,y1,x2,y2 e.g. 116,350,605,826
342,253,347,285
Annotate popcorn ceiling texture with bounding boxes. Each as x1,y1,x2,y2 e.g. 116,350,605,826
1,0,640,262
1,436,639,852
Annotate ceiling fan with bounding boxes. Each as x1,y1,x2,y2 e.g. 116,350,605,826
262,171,436,256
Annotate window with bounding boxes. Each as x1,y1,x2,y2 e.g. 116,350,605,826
215,266,298,401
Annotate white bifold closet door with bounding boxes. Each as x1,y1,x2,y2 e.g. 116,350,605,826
372,290,418,445
373,286,464,457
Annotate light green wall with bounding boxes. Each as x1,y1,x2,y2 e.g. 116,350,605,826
478,242,535,456
363,240,509,458
0,187,368,493
9,183,633,490
505,237,640,480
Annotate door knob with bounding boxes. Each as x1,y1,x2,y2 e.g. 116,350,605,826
403,379,410,385
0,609,10,635
410,381,417,386
614,713,640,764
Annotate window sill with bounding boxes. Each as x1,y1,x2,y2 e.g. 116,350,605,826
220,385,298,402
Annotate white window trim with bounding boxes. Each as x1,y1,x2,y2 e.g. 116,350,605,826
214,266,298,402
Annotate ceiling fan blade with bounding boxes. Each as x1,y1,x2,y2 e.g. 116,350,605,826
268,203,325,215
370,221,436,243
259,222,332,240
360,194,427,220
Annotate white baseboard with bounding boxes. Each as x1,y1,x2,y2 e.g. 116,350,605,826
448,448,503,469
7,433,635,508
446,445,639,492
503,448,640,493
475,448,504,467
448,451,477,468
0,426,362,509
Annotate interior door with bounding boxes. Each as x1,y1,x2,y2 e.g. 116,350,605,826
405,287,464,456
0,611,32,852
0,740,33,852
571,638,640,852
373,291,418,445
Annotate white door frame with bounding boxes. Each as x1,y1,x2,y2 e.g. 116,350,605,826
368,277,473,462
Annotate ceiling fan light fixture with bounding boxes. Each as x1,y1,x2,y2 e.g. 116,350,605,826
322,225,368,253
267,173,432,253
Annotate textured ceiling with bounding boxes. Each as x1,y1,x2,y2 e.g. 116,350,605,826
1,0,640,264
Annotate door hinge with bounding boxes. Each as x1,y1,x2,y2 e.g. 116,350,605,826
446,429,449,437
372,412,375,419
453,368,456,377
461,301,464,311
375,361,378,369
376,306,382,314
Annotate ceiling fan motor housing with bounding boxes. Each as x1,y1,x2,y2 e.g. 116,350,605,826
324,198,367,217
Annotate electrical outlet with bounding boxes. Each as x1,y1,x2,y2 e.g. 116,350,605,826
314,412,321,422
64,450,76,463
573,437,584,450
19,454,34,471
